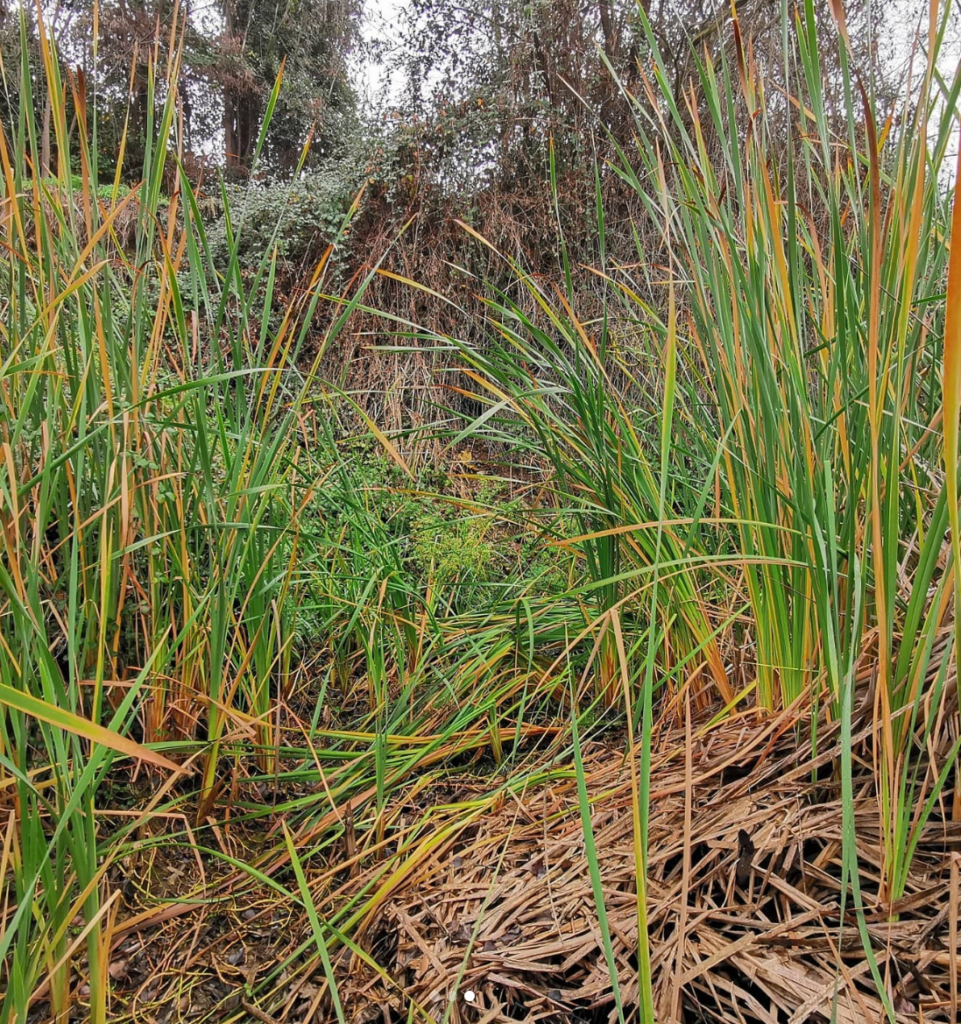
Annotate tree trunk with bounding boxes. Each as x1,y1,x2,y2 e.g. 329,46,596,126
598,0,618,61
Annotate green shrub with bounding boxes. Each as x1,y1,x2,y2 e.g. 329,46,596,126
207,161,364,279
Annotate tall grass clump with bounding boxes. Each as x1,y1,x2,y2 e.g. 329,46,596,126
0,11,372,1020
624,0,961,906
450,0,961,988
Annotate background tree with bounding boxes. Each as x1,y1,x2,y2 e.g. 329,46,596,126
17,0,361,181
212,0,361,173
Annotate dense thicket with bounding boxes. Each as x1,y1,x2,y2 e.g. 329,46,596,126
0,1,925,424
339,0,921,423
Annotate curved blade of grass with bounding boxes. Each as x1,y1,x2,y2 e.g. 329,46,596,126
0,683,180,772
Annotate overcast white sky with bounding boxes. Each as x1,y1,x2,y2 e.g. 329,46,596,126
357,0,408,108
353,0,959,178
355,0,959,106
